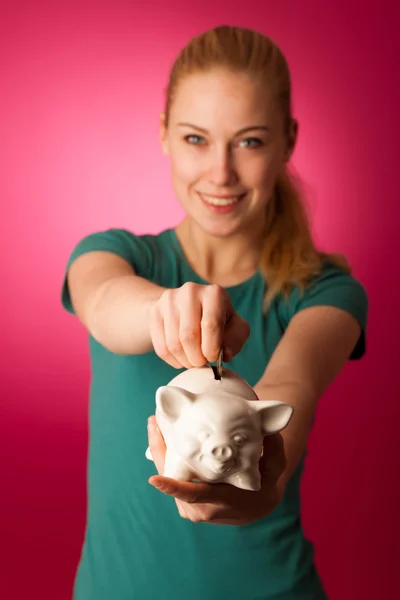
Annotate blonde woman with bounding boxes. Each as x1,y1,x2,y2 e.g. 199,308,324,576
62,25,368,600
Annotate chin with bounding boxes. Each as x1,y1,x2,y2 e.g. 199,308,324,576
192,214,245,238
202,225,238,238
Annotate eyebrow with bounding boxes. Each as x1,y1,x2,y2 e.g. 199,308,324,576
177,123,271,136
227,419,251,430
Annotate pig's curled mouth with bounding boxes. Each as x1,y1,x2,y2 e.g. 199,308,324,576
199,454,236,474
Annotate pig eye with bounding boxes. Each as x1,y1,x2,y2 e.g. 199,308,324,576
197,431,210,442
233,434,246,446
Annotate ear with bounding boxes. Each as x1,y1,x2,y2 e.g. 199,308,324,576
155,385,196,422
159,112,169,156
249,400,294,434
284,118,298,163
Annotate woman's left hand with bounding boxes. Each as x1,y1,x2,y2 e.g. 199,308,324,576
147,416,287,526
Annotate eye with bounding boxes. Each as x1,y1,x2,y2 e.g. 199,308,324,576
233,434,246,446
184,134,206,145
239,137,263,149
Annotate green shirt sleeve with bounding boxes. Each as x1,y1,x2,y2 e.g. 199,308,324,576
287,262,369,360
61,228,153,315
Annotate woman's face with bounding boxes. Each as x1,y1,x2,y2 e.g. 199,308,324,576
160,68,297,238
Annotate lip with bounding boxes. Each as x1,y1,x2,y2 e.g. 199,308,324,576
211,464,233,474
210,459,235,474
197,192,247,215
200,193,246,199
199,454,236,474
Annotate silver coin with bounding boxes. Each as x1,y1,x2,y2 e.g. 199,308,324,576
217,348,223,379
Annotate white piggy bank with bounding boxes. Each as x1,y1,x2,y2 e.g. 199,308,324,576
146,365,294,491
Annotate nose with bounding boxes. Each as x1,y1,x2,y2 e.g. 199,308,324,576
208,146,238,187
211,444,233,461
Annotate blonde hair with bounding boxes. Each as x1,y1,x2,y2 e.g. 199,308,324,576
164,25,351,308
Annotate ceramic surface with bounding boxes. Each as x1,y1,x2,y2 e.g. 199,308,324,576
146,365,294,490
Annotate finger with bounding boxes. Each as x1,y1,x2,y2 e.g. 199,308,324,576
163,292,192,369
223,312,250,361
178,284,206,367
147,416,166,474
148,475,234,505
176,499,207,523
182,504,209,523
200,285,226,362
175,499,189,519
150,305,182,369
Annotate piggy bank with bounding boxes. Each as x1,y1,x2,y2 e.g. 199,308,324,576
146,365,294,491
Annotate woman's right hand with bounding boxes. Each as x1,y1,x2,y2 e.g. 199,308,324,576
148,282,250,369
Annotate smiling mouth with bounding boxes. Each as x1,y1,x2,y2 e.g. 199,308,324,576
198,193,246,207
201,457,236,474
211,462,233,474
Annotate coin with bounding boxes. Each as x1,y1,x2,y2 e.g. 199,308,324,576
217,348,223,379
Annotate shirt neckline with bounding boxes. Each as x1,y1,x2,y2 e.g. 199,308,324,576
166,228,263,295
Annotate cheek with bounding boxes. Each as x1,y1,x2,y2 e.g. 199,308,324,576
237,153,279,188
169,145,201,185
238,440,262,460
175,434,200,458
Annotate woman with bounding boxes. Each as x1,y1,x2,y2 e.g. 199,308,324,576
62,25,368,600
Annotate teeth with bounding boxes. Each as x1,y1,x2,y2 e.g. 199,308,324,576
202,195,241,206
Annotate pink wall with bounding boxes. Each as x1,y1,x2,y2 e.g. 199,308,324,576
2,1,399,598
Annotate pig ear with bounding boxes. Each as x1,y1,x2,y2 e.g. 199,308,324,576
155,386,196,422
250,400,294,434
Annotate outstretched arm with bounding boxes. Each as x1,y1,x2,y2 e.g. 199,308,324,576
67,252,249,363
253,304,362,495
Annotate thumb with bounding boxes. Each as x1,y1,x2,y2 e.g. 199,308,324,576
148,416,166,475
223,312,250,361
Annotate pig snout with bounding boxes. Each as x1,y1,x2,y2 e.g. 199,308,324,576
211,443,234,462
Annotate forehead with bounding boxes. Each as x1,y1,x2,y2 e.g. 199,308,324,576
191,395,252,424
169,68,278,127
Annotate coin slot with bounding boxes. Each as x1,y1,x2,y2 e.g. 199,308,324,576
211,365,221,381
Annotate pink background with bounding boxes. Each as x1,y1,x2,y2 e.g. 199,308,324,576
2,1,399,598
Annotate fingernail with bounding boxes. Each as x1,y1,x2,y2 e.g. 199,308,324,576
154,482,166,490
149,478,168,492
147,417,156,434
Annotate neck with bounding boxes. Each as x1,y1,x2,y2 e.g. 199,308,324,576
175,217,266,287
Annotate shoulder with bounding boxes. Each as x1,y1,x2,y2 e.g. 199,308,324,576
64,227,174,276
284,261,369,360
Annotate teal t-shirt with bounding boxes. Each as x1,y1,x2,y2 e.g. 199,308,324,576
61,228,368,600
